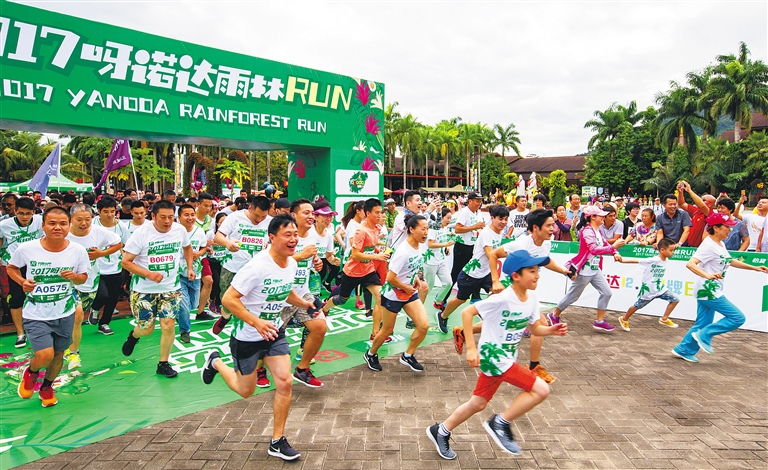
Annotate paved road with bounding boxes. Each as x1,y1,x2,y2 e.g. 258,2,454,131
18,306,768,469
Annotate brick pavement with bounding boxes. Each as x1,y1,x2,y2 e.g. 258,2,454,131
19,306,768,469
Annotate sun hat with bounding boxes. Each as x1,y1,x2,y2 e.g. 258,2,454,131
502,250,551,277
314,206,338,216
583,206,609,217
706,212,737,227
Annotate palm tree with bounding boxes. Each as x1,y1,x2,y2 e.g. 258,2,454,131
457,122,490,190
691,138,730,194
686,68,717,142
384,101,401,173
654,83,708,153
705,42,768,142
491,123,521,157
420,125,438,189
584,101,640,149
435,124,459,187
397,114,421,189
641,154,678,197
743,131,768,181
1,132,57,181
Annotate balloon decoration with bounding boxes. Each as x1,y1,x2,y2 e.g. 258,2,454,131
263,182,276,198
183,152,214,197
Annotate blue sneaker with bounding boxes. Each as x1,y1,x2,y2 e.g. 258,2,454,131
436,311,449,334
671,349,699,363
691,331,713,354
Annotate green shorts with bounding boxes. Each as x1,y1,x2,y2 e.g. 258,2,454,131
130,290,182,329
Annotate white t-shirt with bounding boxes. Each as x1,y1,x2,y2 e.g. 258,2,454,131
343,219,360,260
230,249,297,342
502,234,551,261
292,230,320,296
381,241,424,302
387,212,408,249
312,225,335,259
761,215,768,252
691,236,732,300
123,222,191,294
507,209,529,239
453,207,480,245
66,226,122,293
93,217,128,275
463,226,503,279
208,228,230,263
475,288,541,376
122,219,146,241
637,256,669,301
217,210,272,272
9,239,89,321
0,215,43,266
742,213,766,251
182,226,207,279
425,227,452,266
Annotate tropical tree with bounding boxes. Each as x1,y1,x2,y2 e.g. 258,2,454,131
457,122,491,191
435,120,460,187
705,42,768,142
384,101,401,173
686,67,718,141
545,169,568,207
654,82,709,153
0,132,57,181
743,131,768,181
396,114,421,189
491,123,521,157
215,158,251,189
584,101,641,149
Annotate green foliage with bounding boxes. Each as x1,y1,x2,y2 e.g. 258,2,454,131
583,122,641,193
0,132,57,182
743,131,768,181
503,172,518,192
546,169,568,207
479,154,509,193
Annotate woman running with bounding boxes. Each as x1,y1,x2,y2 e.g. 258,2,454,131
425,208,455,310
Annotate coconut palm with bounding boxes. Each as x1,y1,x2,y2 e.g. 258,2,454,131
397,114,422,189
641,154,678,197
654,83,708,153
420,125,439,189
384,101,401,173
457,122,491,190
686,68,718,142
584,101,641,149
705,42,768,142
436,120,460,187
0,132,57,181
491,123,521,157
743,131,768,181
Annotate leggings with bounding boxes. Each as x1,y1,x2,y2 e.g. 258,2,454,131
209,258,223,308
444,243,475,303
91,273,123,326
321,258,340,289
425,263,452,304
556,272,612,311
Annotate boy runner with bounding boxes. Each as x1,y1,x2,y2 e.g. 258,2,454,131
0,197,43,348
427,250,567,459
436,205,509,334
90,196,129,335
178,204,209,343
121,200,194,378
65,204,122,370
10,206,89,407
212,196,272,334
200,214,323,461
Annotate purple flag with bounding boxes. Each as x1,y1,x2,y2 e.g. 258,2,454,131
29,143,61,194
95,140,132,189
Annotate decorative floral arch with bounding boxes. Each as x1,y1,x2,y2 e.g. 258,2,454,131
183,152,214,197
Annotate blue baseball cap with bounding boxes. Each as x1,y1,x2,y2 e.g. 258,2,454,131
502,250,550,276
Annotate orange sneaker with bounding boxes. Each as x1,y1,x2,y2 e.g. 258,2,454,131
39,386,58,407
17,367,36,399
453,326,465,355
532,365,557,384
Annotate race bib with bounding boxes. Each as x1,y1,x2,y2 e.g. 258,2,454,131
240,228,267,254
31,277,70,302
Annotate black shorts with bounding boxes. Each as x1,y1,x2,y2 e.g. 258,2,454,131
8,266,27,309
456,271,492,301
381,292,419,314
229,332,290,376
338,272,382,299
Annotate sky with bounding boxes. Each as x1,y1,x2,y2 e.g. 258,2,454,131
17,0,768,157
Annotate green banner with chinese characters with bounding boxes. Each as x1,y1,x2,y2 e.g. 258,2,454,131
0,0,385,205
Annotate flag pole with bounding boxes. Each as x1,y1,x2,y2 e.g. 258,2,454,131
131,156,139,192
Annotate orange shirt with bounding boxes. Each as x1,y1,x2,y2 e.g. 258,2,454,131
343,221,380,278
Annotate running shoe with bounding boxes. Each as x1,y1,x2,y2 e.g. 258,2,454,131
618,316,630,332
15,334,26,349
39,386,58,407
122,331,139,356
87,310,99,325
67,352,81,371
364,309,373,320
436,311,449,334
547,312,560,326
370,333,393,343
196,311,217,321
483,415,522,455
427,423,456,460
267,436,300,461
364,351,382,371
671,348,699,363
180,332,191,344
212,315,231,335
522,328,530,338
691,331,714,354
156,362,178,378
453,326,465,355
355,299,364,310
292,368,323,388
98,324,114,335
399,353,424,372
201,351,219,384
405,318,415,329
18,367,35,399
256,367,271,388
658,318,678,328
433,301,446,311
531,365,557,384
294,348,316,365
593,320,615,332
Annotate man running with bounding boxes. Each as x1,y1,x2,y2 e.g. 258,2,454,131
177,204,209,344
10,206,89,407
437,205,508,333
90,196,129,335
193,193,216,321
121,200,194,378
200,214,323,461
441,193,485,309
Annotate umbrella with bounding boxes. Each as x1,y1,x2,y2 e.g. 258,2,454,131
393,188,406,195
8,175,93,193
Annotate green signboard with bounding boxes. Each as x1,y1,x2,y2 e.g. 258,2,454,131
0,0,384,207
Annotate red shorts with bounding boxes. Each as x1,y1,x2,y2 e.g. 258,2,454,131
201,257,212,277
374,259,387,284
473,362,536,402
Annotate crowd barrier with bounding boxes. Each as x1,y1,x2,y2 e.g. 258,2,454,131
525,241,768,333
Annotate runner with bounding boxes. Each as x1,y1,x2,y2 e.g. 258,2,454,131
194,193,217,321
549,205,626,332
0,197,43,348
364,214,430,372
441,193,485,308
672,213,768,362
427,250,567,459
340,201,365,310
206,212,229,315
200,214,323,461
453,209,575,385
211,196,272,334
321,198,390,339
65,203,122,370
436,205,509,334
177,204,209,344
505,196,529,239
90,196,129,335
121,200,194,378
9,206,89,407
312,201,341,294
424,208,454,311
285,198,327,387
